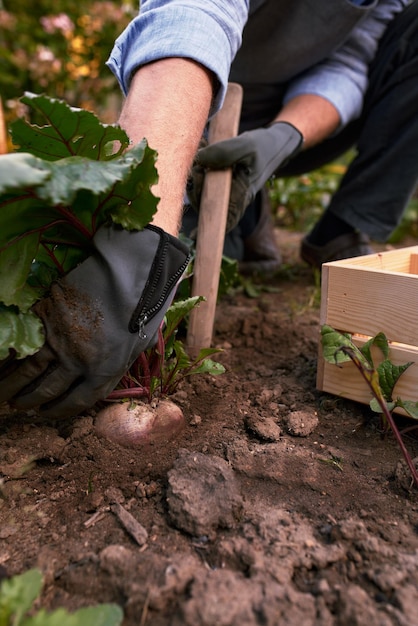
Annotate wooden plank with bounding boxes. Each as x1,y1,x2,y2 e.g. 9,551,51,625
186,83,243,355
323,245,418,273
323,265,418,346
409,253,418,275
316,262,331,390
319,263,330,326
318,246,418,413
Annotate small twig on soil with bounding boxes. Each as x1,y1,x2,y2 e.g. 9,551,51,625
139,587,152,626
84,507,110,528
111,502,148,546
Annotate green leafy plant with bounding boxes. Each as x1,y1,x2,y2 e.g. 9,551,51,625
0,93,226,423
0,568,123,626
107,295,225,403
269,153,417,244
0,92,159,360
321,325,418,488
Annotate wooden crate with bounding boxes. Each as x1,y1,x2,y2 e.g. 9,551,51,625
317,246,418,411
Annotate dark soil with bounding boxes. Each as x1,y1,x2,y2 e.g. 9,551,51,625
0,231,417,626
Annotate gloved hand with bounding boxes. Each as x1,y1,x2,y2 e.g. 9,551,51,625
188,122,303,232
0,224,190,417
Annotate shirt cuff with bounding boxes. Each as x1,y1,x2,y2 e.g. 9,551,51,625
283,64,366,129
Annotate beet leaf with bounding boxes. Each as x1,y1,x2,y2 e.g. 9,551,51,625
0,93,159,359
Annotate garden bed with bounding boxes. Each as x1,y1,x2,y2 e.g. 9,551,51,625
0,230,417,626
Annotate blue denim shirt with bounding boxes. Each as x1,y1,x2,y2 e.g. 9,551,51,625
107,0,249,116
107,0,407,127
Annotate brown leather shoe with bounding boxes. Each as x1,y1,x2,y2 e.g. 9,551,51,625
239,189,282,275
300,231,373,269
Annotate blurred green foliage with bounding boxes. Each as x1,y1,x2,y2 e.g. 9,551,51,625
0,0,137,128
270,155,418,242
269,162,347,234
387,195,418,243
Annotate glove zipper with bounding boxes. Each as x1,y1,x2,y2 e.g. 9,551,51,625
133,237,190,339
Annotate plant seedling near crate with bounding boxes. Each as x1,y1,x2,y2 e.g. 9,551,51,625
318,247,418,489
321,325,418,489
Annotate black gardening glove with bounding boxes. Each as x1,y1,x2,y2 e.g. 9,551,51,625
0,224,190,417
188,122,303,232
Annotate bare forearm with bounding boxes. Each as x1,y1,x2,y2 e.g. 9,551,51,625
118,58,214,235
273,94,340,149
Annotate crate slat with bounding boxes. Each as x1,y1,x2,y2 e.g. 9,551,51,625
318,246,418,413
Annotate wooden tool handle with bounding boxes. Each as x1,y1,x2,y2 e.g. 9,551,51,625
186,82,243,355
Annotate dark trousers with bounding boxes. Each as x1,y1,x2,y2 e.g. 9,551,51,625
237,1,418,243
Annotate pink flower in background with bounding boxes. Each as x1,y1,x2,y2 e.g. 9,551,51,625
29,46,62,87
40,13,74,36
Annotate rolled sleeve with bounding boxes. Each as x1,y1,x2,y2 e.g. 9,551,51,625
283,57,367,128
283,0,408,128
107,0,248,114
